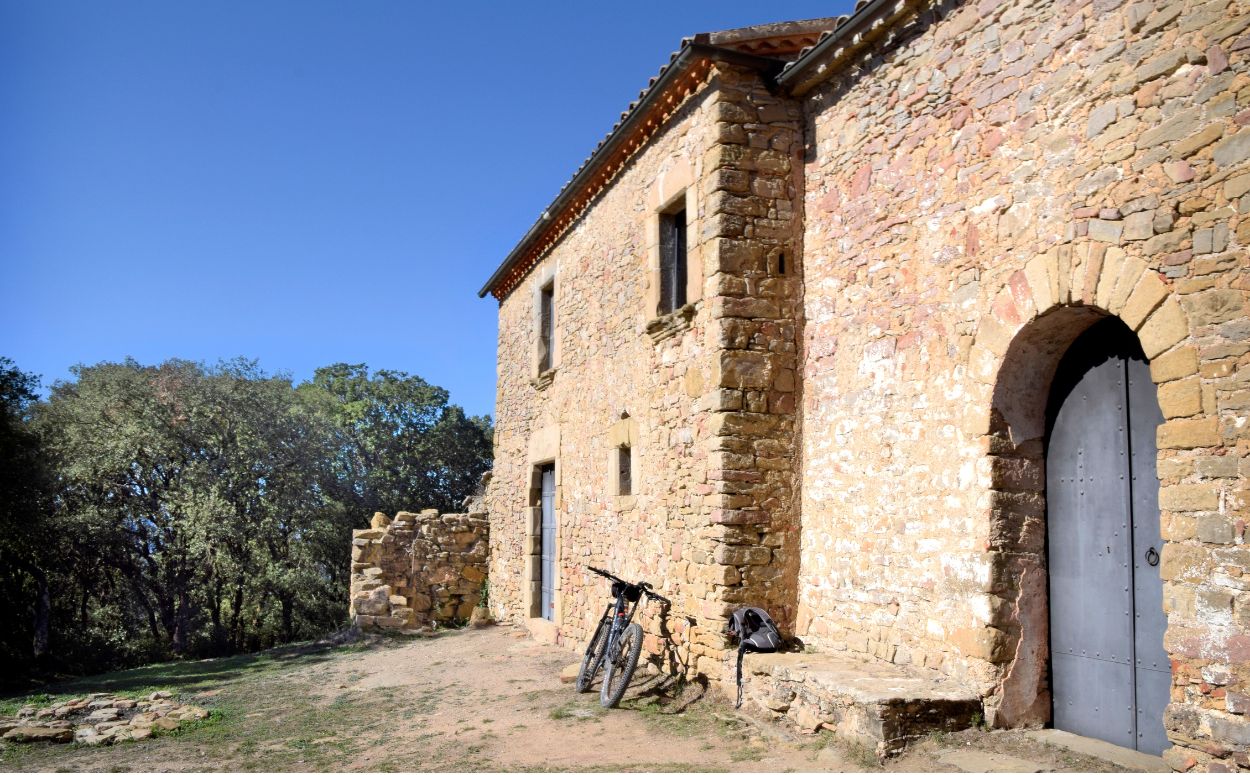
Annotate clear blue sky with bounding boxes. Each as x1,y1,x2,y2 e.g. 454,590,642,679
1,1,850,419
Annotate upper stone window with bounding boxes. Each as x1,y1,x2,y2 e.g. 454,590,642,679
645,165,701,339
538,280,555,374
658,204,688,315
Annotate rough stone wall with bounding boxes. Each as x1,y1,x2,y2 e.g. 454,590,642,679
796,0,1250,766
486,76,722,671
485,0,1248,761
702,65,805,636
350,509,489,631
485,60,804,680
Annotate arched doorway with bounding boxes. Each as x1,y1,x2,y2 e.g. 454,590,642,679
1045,317,1170,755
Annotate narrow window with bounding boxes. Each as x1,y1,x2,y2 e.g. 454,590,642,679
659,206,687,314
538,281,554,373
777,252,786,275
617,445,632,496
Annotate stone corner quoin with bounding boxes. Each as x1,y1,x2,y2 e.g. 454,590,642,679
466,0,1249,768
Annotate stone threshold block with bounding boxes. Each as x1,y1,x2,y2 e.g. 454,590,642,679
741,651,982,758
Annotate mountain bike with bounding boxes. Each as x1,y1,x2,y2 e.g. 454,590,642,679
575,566,670,708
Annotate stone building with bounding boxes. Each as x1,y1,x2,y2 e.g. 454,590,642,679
478,0,1250,768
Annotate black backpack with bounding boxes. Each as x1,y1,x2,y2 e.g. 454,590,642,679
727,607,782,708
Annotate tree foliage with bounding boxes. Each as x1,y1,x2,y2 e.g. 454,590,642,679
301,363,493,516
0,358,491,683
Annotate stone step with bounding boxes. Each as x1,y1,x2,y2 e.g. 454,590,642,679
742,650,983,758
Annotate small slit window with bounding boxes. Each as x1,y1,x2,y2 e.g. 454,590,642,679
617,445,632,496
659,205,687,315
538,281,554,373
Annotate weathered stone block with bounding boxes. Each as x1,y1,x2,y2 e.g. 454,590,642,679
1213,128,1250,168
949,626,1008,663
1158,377,1202,419
1161,544,1207,581
1132,48,1198,87
718,351,772,389
1175,124,1224,157
713,544,772,566
1198,514,1235,544
1225,174,1250,200
3,726,73,743
1159,418,1221,449
1138,297,1189,357
1120,271,1169,329
1122,210,1154,241
1187,290,1244,327
1160,484,1220,512
1088,219,1123,243
1150,346,1198,383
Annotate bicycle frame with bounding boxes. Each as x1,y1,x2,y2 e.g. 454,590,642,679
584,565,669,677
601,586,644,666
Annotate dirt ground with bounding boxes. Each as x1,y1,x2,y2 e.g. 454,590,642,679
0,625,1156,772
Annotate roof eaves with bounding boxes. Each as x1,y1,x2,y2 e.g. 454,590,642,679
478,43,784,300
776,0,924,96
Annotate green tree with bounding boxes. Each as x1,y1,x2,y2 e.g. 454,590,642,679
33,359,347,661
2,356,491,681
0,358,55,666
303,363,492,516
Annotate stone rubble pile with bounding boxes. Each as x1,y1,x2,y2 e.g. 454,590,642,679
0,692,209,746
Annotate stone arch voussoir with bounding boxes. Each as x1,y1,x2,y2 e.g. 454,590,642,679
962,241,1192,730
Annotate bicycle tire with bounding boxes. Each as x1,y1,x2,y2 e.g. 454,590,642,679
600,622,643,708
575,615,609,693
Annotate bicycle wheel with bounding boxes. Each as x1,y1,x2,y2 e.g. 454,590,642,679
575,615,609,693
600,622,643,708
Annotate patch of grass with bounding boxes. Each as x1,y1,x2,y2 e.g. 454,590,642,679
334,641,372,654
0,641,340,715
0,692,55,716
0,686,187,720
796,729,837,752
624,694,726,739
926,726,963,748
729,745,761,762
151,707,228,740
548,701,604,721
834,738,882,771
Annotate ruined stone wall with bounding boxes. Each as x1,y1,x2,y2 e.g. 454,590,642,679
486,60,805,680
350,509,488,632
797,0,1250,766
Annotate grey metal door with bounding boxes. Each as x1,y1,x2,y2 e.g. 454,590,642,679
540,466,556,622
1046,318,1169,755
1126,349,1170,754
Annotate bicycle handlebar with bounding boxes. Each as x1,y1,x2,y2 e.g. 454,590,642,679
586,566,671,606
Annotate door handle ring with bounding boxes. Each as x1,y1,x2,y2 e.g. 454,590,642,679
1145,547,1159,567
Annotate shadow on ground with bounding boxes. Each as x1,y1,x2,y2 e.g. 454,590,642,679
0,631,412,707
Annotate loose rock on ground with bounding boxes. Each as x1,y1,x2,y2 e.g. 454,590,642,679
0,692,208,747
